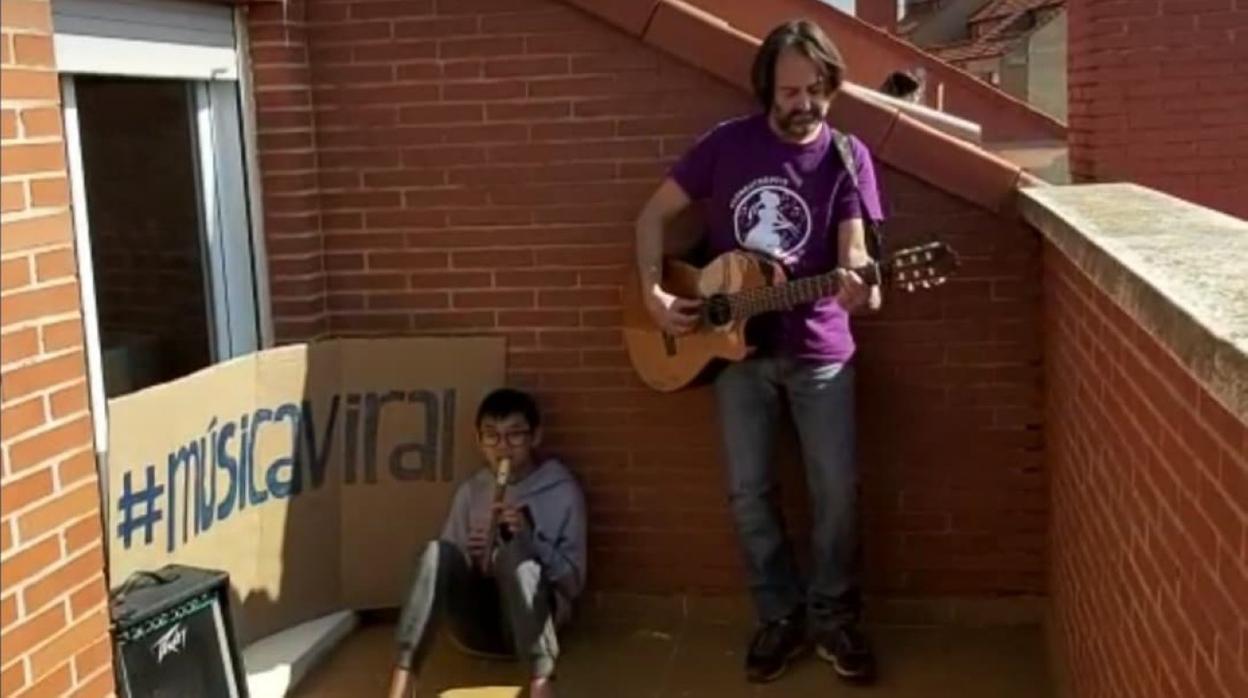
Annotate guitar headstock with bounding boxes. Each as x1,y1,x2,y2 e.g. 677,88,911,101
884,241,959,292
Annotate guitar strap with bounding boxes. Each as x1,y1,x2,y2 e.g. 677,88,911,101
830,130,885,262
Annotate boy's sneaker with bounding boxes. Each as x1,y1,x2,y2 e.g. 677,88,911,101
745,609,808,683
814,624,877,684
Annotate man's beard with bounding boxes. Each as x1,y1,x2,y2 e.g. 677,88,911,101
777,107,824,138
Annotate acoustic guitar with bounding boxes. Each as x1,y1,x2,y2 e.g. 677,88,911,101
622,241,959,392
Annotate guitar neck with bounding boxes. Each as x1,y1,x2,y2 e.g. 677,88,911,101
729,263,883,319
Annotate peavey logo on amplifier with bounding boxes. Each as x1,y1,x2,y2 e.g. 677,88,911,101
152,623,188,664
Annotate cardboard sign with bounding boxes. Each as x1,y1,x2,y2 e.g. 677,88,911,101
105,337,505,642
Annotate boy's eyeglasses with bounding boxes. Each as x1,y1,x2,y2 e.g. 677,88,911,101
479,430,531,447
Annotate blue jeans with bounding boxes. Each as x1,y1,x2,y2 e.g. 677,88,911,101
714,356,861,631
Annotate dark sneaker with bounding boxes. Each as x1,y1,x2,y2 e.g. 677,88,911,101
815,624,877,684
745,610,808,683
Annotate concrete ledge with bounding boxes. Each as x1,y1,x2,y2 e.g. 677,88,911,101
244,610,358,697
1019,183,1248,423
580,591,1046,627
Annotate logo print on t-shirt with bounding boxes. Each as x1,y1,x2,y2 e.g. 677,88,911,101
731,179,811,262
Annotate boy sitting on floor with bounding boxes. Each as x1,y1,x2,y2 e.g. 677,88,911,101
388,388,587,698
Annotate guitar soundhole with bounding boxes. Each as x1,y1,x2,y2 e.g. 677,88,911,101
705,294,733,328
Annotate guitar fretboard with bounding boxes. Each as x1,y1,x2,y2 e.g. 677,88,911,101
729,272,839,317
727,263,883,320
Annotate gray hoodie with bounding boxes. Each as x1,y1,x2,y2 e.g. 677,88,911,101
441,457,587,600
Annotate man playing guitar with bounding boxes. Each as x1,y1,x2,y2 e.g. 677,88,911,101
634,19,882,686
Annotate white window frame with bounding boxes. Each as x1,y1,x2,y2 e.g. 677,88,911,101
59,6,270,458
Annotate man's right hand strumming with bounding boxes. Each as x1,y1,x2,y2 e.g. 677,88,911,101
644,285,702,336
635,178,700,336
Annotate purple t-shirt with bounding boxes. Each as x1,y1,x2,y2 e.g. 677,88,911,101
669,114,883,363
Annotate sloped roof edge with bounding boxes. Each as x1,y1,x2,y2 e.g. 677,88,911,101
679,0,1066,139
562,0,1041,216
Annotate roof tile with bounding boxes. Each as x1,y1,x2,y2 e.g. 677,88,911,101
557,0,1030,215
879,113,1023,214
643,0,757,92
829,90,899,153
562,0,659,37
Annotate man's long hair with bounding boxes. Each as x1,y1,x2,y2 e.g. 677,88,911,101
750,20,847,110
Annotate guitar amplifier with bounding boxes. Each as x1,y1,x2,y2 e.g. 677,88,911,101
109,564,249,698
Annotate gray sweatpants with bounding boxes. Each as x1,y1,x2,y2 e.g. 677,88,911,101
394,539,559,678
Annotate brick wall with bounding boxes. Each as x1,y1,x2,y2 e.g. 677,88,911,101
1,1,115,696
248,0,330,343
250,0,1046,597
1067,0,1248,219
1046,246,1248,697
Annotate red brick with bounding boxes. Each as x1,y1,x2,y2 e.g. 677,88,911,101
12,34,54,67
0,593,15,630
48,382,87,419
69,664,114,698
439,36,525,59
452,290,534,309
62,515,99,557
1,181,25,212
40,319,83,352
32,247,74,282
0,282,78,326
582,309,623,327
1,462,55,516
0,327,38,365
0,396,45,441
0,211,71,253
2,349,82,405
0,68,58,101
24,176,67,213
0,536,61,593
17,481,99,542
393,16,478,38
1,1,52,31
19,660,72,697
452,249,534,269
1,109,17,139
73,634,111,681
7,416,92,475
536,245,629,267
484,56,569,78
29,607,107,679
539,288,620,307
441,79,526,101
1199,391,1246,454
365,291,448,310
18,108,61,138
21,543,103,615
494,270,578,288
499,310,579,327
56,448,95,488
485,102,572,122
366,251,447,270
409,271,491,288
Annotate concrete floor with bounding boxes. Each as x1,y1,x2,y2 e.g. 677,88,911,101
292,603,1054,698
